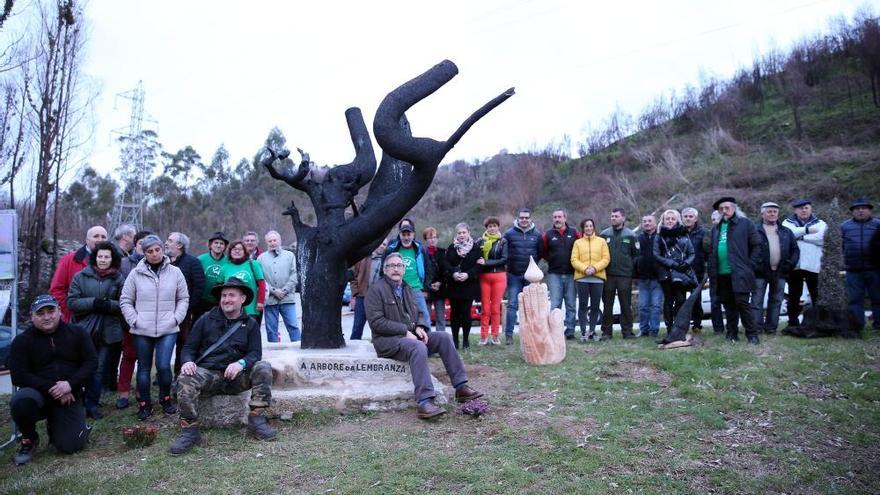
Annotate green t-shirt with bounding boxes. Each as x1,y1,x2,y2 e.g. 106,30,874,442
398,246,422,291
717,221,731,275
221,259,265,315
198,253,230,303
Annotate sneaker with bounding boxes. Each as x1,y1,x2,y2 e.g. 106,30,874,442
137,401,153,421
580,333,588,342
160,396,177,415
505,335,513,345
116,397,130,410
14,436,38,466
747,335,760,345
478,337,489,346
491,336,501,345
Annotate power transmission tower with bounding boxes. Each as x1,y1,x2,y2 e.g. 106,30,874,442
109,81,152,233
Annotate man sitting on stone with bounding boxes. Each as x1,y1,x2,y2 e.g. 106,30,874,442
8,295,97,465
365,252,483,419
170,277,276,455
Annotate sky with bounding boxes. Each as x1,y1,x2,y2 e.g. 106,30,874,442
18,0,876,179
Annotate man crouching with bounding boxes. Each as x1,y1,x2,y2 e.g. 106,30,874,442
365,252,483,419
170,276,276,455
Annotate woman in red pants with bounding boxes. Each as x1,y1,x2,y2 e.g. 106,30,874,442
476,217,508,345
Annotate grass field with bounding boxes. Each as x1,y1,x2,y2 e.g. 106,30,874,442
1,330,878,494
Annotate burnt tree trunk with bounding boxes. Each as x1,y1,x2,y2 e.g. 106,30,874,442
262,60,513,348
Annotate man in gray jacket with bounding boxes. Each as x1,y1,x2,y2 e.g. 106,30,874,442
257,231,300,342
365,252,483,419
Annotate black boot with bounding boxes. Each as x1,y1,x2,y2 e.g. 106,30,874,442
137,400,153,421
169,423,201,455
160,396,177,415
247,414,277,441
462,329,470,349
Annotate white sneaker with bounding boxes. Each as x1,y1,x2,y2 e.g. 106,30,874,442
478,337,489,346
491,336,502,345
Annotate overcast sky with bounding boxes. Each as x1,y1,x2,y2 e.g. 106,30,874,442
34,0,877,178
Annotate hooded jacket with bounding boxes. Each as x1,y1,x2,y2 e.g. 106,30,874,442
120,256,189,338
8,321,97,396
181,306,261,371
503,223,543,276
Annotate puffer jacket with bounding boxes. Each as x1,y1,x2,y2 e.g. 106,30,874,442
120,256,189,338
841,216,880,272
503,223,543,276
653,225,696,283
782,214,826,274
570,234,610,281
67,266,125,345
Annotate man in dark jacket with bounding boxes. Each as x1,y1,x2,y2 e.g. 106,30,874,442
502,208,543,344
635,214,662,337
167,232,206,375
8,295,97,465
365,253,483,419
707,197,764,344
682,207,709,330
383,219,434,325
600,208,638,339
171,277,276,455
841,197,880,330
752,202,800,334
542,209,580,339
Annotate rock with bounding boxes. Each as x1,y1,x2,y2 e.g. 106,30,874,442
518,281,566,365
197,391,250,427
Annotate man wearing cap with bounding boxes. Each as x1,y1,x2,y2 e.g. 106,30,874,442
382,219,434,324
752,202,800,334
782,199,827,326
170,276,276,455
196,231,231,323
8,295,97,465
49,225,109,322
707,197,764,343
366,253,483,419
841,198,880,330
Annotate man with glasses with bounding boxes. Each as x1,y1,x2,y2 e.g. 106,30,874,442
382,219,434,324
365,253,483,419
502,208,543,345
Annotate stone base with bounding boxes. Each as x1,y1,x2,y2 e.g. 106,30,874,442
197,391,250,427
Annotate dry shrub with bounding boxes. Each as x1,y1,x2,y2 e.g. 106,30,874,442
702,126,748,156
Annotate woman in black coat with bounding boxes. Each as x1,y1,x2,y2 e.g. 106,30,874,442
422,227,447,333
67,241,125,419
653,210,696,335
444,223,482,349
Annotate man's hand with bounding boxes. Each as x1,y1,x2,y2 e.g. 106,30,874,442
224,362,244,380
181,361,198,376
273,289,286,300
349,298,356,310
404,330,419,340
58,392,75,406
476,258,485,265
48,380,71,400
414,326,429,343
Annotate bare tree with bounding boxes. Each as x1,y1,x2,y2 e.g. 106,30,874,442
261,60,513,348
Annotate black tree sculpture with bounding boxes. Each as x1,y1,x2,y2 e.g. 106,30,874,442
259,60,514,348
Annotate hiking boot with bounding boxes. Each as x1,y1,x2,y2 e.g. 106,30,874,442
116,397,130,409
169,424,201,455
416,399,446,419
160,396,177,415
14,436,38,466
747,335,760,345
491,336,501,345
455,384,484,403
247,414,277,440
622,333,636,340
137,401,153,421
478,337,489,346
505,335,513,345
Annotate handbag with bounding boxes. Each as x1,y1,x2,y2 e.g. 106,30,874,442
75,313,105,346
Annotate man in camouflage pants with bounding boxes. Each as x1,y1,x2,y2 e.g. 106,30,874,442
170,276,276,455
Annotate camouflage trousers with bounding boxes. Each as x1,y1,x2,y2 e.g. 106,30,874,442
177,361,273,421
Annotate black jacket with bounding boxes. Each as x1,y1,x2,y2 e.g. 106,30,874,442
67,266,125,345
542,225,579,274
477,237,508,274
754,221,800,278
444,244,482,301
653,225,696,283
172,251,206,313
685,224,709,277
8,322,97,395
182,307,261,371
634,231,659,280
708,215,763,293
425,247,447,301
503,223,543,276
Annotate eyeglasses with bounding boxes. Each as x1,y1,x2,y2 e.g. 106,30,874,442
385,263,405,269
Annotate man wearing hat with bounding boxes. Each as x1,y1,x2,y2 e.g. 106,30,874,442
752,202,800,334
707,197,764,343
170,276,276,455
782,199,827,326
841,198,880,330
382,219,434,324
195,231,231,323
7,295,97,465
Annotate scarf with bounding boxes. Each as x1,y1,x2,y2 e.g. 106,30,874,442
427,245,437,257
454,236,474,257
481,231,501,259
95,266,118,279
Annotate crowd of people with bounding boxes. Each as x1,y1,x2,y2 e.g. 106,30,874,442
6,194,878,464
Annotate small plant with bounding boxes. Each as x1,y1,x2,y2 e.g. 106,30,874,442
122,424,159,448
460,398,489,417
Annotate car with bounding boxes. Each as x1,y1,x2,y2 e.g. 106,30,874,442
0,325,16,371
430,299,482,325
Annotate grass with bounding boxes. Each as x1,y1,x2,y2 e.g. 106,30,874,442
1,329,879,494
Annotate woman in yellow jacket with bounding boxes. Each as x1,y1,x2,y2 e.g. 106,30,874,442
570,218,610,341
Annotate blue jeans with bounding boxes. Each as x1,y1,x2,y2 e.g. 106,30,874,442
846,270,880,329
134,333,176,403
85,344,110,409
638,279,663,336
547,273,577,335
265,303,301,342
429,297,447,332
411,290,431,328
753,272,786,332
351,296,367,340
505,273,529,337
